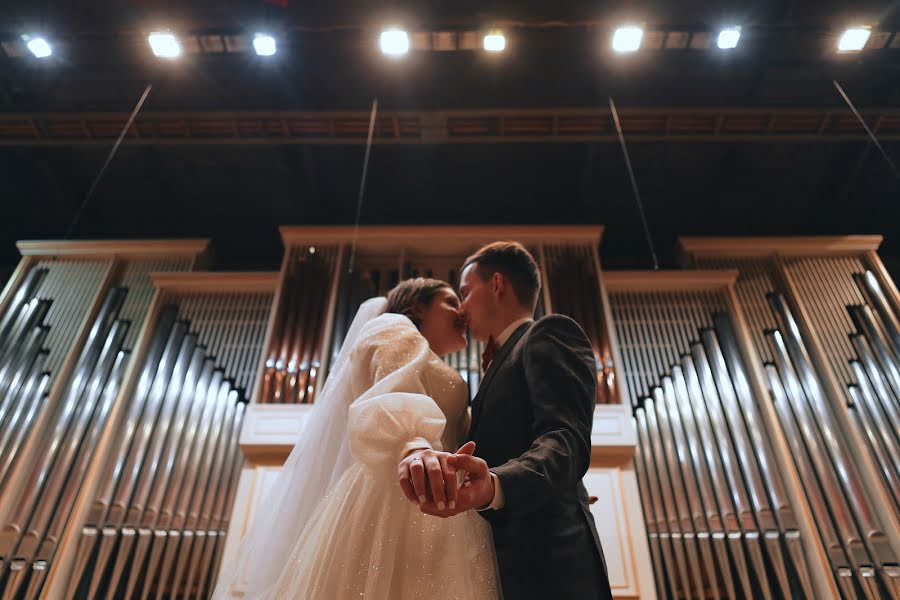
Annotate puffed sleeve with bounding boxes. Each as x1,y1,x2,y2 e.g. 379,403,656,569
347,314,447,471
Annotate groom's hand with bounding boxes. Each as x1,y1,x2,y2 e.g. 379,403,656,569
398,448,459,511
418,443,494,518
448,452,495,511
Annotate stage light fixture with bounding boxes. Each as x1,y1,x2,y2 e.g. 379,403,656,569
380,28,409,56
483,31,506,52
253,33,277,56
717,27,741,49
838,28,870,52
612,26,643,53
149,32,181,58
24,36,52,58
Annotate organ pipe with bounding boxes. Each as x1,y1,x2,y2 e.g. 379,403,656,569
609,284,816,599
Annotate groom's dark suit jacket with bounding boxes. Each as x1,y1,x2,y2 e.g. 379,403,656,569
468,315,613,600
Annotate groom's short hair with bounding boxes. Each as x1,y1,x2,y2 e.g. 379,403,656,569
463,241,541,311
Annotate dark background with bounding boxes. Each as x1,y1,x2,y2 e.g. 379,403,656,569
1,1,898,274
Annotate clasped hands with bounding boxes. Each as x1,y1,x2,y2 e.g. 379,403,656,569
397,441,494,518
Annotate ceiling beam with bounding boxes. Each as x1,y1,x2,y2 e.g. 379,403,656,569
0,106,898,146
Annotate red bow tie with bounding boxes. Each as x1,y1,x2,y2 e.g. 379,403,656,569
481,335,500,372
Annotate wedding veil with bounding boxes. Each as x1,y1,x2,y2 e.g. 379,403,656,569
211,296,388,598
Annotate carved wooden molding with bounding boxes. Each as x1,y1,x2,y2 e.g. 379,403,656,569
150,271,280,293
603,269,738,292
679,235,883,257
280,225,604,256
16,238,210,258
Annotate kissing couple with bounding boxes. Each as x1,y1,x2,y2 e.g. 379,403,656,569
213,241,612,599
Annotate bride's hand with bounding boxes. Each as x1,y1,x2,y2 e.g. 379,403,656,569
418,442,493,518
398,446,467,510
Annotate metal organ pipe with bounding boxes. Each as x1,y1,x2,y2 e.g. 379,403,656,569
261,247,336,404
68,286,266,599
610,286,818,599
0,285,131,599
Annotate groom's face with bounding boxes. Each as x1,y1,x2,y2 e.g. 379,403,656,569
459,263,496,342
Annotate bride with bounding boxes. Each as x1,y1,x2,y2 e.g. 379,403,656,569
212,278,499,599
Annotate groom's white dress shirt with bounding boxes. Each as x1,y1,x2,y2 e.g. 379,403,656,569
478,317,533,511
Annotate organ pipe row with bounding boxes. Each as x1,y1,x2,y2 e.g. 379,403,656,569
0,287,131,599
764,293,897,598
686,240,900,599
0,250,197,600
69,305,247,599
0,267,52,497
542,244,616,402
259,246,337,404
609,285,813,599
265,237,612,407
848,272,900,516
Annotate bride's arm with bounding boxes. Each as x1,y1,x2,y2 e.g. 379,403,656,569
346,318,447,472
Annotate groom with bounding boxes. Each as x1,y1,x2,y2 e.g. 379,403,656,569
399,241,613,599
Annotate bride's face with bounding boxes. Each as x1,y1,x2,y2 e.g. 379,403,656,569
418,287,468,357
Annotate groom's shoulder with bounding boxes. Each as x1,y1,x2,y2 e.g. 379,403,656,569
528,314,591,346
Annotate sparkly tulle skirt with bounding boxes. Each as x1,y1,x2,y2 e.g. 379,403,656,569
264,462,500,600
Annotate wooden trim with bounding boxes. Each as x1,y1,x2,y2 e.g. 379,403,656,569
603,270,739,292
150,271,280,294
41,288,166,599
618,466,659,599
16,238,211,258
678,235,883,257
721,283,840,599
280,225,604,255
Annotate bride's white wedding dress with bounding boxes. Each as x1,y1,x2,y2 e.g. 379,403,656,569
213,300,498,599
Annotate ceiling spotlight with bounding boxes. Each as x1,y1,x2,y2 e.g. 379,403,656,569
837,28,871,52
380,28,409,56
717,27,741,49
612,26,643,53
483,31,506,52
149,32,181,58
253,33,277,56
23,35,52,58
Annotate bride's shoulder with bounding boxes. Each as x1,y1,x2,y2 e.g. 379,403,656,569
352,313,424,353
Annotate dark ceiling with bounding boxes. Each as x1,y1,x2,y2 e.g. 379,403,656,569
1,1,899,275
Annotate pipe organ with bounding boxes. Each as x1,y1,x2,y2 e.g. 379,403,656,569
259,245,338,405
65,273,275,600
0,241,208,600
543,244,617,403
681,238,900,599
1,229,899,600
606,273,815,600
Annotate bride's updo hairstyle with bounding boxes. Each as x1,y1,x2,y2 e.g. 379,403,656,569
386,277,453,330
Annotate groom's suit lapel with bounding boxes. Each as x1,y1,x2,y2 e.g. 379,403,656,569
470,321,531,434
